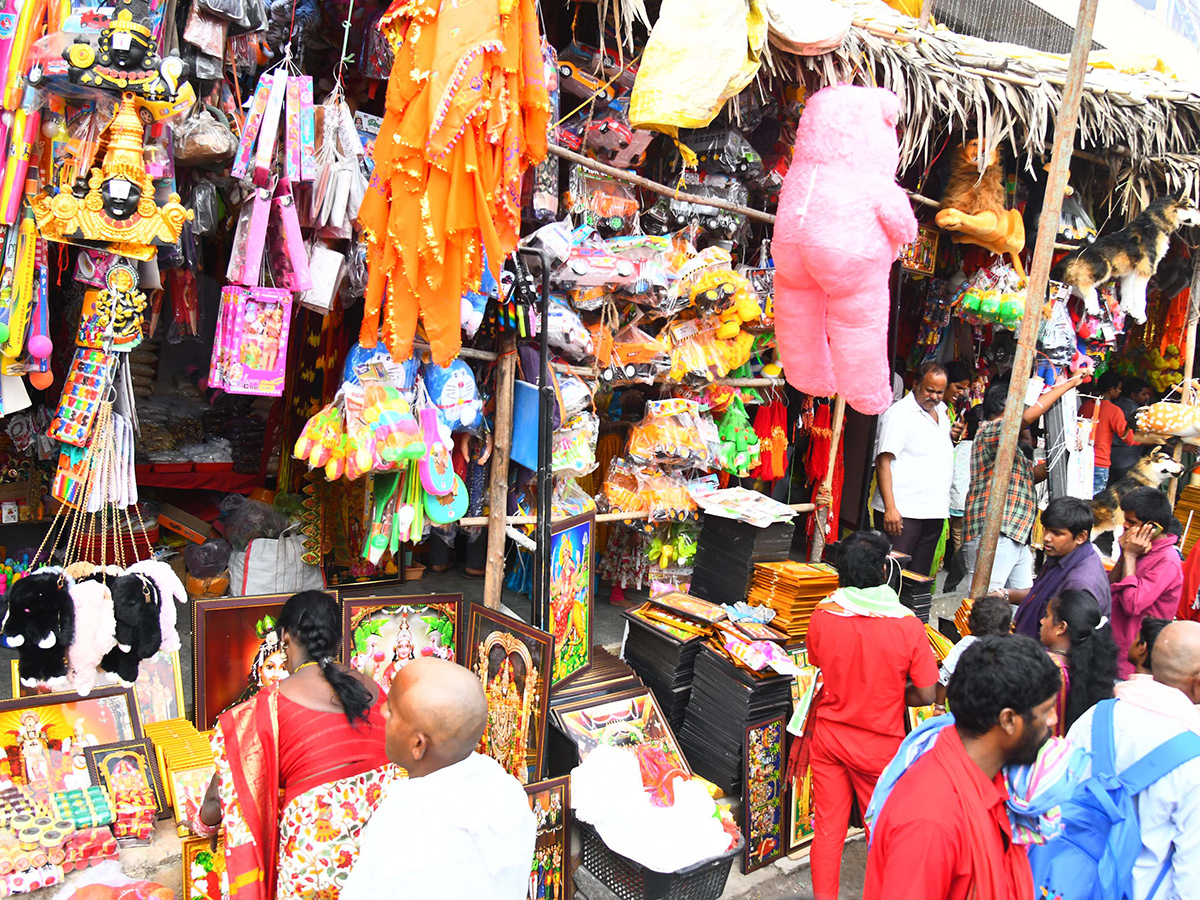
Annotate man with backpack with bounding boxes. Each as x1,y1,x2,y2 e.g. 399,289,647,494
863,635,1062,900
1031,620,1200,900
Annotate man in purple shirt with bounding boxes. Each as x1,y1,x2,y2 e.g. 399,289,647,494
1007,498,1112,638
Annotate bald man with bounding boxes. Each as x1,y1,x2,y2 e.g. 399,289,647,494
341,658,536,900
1067,622,1200,900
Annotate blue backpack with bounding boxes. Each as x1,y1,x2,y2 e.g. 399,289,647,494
1029,698,1200,900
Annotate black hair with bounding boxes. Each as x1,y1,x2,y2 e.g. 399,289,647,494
917,361,947,382
835,530,891,589
1096,370,1123,394
1138,616,1171,670
982,381,1009,419
277,590,373,726
947,634,1062,737
967,595,1013,637
1122,377,1152,398
1041,497,1094,539
944,361,971,385
965,403,984,440
1048,590,1117,731
1121,486,1176,532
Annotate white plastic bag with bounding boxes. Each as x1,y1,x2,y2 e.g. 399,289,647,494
229,527,324,596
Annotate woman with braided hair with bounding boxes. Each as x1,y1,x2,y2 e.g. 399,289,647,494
196,591,400,900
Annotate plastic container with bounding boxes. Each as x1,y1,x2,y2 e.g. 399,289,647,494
577,820,743,900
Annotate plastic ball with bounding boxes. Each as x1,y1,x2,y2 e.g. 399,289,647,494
28,370,53,391
27,335,51,358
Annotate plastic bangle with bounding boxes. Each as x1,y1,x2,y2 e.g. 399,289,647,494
191,818,219,838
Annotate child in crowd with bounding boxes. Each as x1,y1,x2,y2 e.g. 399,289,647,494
1039,589,1119,736
1126,616,1170,678
934,594,1012,709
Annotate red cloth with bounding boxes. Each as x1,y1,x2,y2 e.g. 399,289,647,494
863,727,1033,900
1078,398,1136,468
807,610,938,763
1179,543,1200,622
278,693,391,806
809,732,885,900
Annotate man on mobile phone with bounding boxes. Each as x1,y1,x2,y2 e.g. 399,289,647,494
1109,487,1184,678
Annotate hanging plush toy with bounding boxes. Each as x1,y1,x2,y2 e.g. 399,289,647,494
100,574,163,686
773,85,917,415
67,580,117,696
125,559,187,654
423,360,484,433
1,570,76,684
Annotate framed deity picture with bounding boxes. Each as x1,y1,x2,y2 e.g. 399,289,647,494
171,765,217,835
788,763,816,853
554,689,690,775
192,594,300,732
465,607,553,785
342,594,463,693
647,592,726,625
85,738,168,818
12,651,187,725
744,715,787,873
536,512,594,687
525,776,571,900
182,833,226,900
898,224,939,275
0,685,141,788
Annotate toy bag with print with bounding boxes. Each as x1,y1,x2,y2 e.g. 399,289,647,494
1028,699,1200,900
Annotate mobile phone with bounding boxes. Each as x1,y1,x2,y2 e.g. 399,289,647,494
1146,523,1163,540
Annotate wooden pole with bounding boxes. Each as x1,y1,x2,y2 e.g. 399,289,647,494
1168,253,1200,506
969,0,1098,599
483,333,517,609
918,0,932,30
809,396,847,563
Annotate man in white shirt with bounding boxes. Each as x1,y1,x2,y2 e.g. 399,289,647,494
341,658,536,900
872,362,963,575
1066,621,1200,900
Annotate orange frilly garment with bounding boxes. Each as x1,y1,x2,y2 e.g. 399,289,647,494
358,0,550,365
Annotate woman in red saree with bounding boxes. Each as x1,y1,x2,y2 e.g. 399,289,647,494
197,591,400,900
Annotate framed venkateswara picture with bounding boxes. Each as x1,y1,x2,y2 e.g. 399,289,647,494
85,738,168,818
465,606,553,785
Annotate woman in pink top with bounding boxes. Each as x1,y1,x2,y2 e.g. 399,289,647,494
1108,488,1184,678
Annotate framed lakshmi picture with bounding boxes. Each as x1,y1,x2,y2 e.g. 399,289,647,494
465,607,553,785
537,512,594,687
525,776,571,900
11,651,185,725
182,833,227,900
193,594,306,732
0,685,141,788
85,738,168,818
743,715,786,873
343,594,463,693
554,689,690,775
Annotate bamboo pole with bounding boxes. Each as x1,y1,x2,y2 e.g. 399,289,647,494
917,0,932,30
969,0,1099,599
809,396,847,563
483,333,517,609
457,502,817,529
1168,254,1200,506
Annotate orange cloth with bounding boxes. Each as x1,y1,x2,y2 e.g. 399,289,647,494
360,0,550,364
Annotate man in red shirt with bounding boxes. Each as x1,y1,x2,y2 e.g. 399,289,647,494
1079,371,1161,496
863,635,1062,900
806,531,938,900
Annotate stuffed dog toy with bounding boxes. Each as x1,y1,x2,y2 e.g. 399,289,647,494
67,580,117,695
2,570,76,684
125,559,187,654
100,573,162,686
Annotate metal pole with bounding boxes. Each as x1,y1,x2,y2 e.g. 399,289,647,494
969,0,1098,599
809,396,846,563
518,246,553,632
1168,253,1200,507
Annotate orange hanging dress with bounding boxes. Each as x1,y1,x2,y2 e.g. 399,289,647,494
359,0,550,365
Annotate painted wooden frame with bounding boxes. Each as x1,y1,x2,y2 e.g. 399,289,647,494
743,715,787,874
11,650,185,725
182,833,226,900
465,606,553,785
538,511,595,687
85,738,168,818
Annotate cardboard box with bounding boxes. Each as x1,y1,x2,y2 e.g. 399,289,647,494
157,504,216,544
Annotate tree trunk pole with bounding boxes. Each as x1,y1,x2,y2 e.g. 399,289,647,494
809,396,846,563
969,0,1099,598
483,333,517,609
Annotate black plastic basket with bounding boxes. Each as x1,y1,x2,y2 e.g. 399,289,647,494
577,820,744,900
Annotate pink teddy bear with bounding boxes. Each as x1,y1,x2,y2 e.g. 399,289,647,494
774,85,918,415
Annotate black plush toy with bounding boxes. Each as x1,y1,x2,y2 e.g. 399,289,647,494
100,573,163,685
1,572,75,684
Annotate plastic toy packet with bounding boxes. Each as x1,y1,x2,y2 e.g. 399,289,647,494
627,397,712,468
